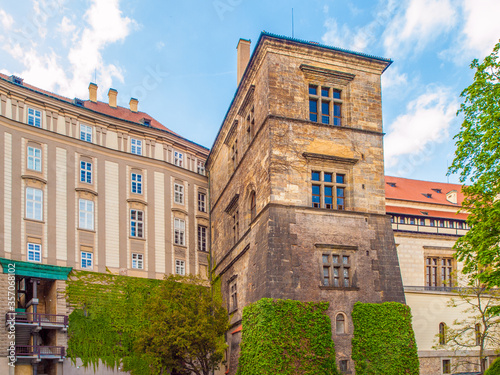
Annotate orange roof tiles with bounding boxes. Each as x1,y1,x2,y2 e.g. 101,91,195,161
385,176,465,206
385,205,468,220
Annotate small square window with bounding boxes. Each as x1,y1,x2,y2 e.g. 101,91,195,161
176,259,185,275
131,138,142,155
28,108,42,128
80,124,92,143
27,243,41,262
81,252,93,269
174,151,183,167
132,253,144,269
339,360,349,373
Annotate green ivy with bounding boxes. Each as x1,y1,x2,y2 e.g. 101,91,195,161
351,302,419,375
236,298,339,375
485,357,500,375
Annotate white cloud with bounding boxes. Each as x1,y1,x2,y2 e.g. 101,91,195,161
383,0,457,57
156,41,165,51
322,19,374,52
384,86,458,167
3,0,136,100
381,66,408,89
0,9,14,30
460,0,500,58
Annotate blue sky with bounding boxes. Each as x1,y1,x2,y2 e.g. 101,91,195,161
1,0,499,183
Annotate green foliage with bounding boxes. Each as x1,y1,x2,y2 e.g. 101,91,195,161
236,298,339,375
351,302,419,375
66,271,228,375
448,40,500,287
486,356,500,375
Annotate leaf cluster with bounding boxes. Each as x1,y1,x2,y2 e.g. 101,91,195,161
351,302,419,375
236,298,339,375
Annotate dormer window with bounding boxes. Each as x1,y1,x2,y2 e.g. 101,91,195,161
11,75,23,85
423,193,432,199
387,182,397,187
141,118,151,126
432,188,442,193
74,98,85,106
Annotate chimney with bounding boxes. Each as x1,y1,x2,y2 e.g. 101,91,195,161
129,98,138,113
236,38,251,86
108,88,117,108
88,83,97,103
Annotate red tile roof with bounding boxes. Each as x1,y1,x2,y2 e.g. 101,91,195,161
386,205,467,220
0,73,176,134
385,176,464,206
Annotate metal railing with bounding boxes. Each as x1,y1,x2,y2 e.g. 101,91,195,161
5,312,68,327
14,345,65,359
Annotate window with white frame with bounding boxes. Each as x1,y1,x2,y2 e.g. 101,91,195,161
81,251,93,269
130,209,144,238
80,124,92,143
197,160,205,175
131,173,143,194
198,225,207,252
174,218,185,246
175,259,185,275
132,253,144,269
26,187,43,221
174,151,183,167
174,183,184,204
27,108,42,128
79,199,94,230
27,243,41,262
198,192,206,212
131,138,142,155
27,146,42,172
80,161,92,184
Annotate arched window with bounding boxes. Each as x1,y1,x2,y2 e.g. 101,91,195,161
336,313,346,334
250,191,256,221
475,323,481,346
439,322,446,345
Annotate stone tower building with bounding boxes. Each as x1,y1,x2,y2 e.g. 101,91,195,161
206,32,405,374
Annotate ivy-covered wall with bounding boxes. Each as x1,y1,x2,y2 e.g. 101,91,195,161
236,298,339,375
351,302,419,375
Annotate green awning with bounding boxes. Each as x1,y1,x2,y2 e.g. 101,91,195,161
0,258,72,280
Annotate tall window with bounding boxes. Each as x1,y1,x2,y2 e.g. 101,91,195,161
232,210,239,245
439,322,447,345
175,259,185,275
26,187,43,221
198,192,206,212
426,257,454,288
27,243,41,262
174,218,185,246
198,225,207,252
308,85,342,126
197,160,205,175
174,183,184,204
174,151,183,167
230,281,237,311
442,359,451,374
312,171,346,210
81,252,93,269
28,108,42,128
131,173,142,194
132,253,144,269
336,313,346,334
80,124,92,142
80,161,92,184
131,138,142,155
27,146,42,171
322,253,351,287
250,191,256,221
79,199,94,230
130,209,144,238
231,140,238,170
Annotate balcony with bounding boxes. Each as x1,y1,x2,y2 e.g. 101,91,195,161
14,345,65,361
5,312,69,330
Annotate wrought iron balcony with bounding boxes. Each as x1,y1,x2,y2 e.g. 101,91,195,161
5,312,68,329
14,345,65,360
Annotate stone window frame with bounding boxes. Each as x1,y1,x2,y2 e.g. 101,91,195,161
311,169,347,210
441,358,451,374
308,84,343,126
338,359,350,374
228,275,238,313
80,123,93,143
132,252,144,269
424,247,456,289
175,259,186,275
174,182,185,205
335,312,348,335
249,190,256,222
27,142,42,172
198,190,207,212
316,244,358,290
27,107,42,128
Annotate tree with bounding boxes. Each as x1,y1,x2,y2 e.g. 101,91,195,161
448,40,500,287
433,284,500,374
135,274,229,375
66,271,229,375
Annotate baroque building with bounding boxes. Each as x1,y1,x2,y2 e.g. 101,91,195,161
0,73,209,375
206,32,405,375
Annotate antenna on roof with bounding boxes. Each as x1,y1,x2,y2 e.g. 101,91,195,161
292,8,294,38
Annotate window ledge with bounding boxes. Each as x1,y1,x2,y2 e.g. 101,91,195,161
229,308,238,314
78,228,96,233
319,286,359,291
24,218,45,224
129,236,146,241
174,244,187,249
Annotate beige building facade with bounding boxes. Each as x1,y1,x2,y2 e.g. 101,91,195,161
0,74,209,375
